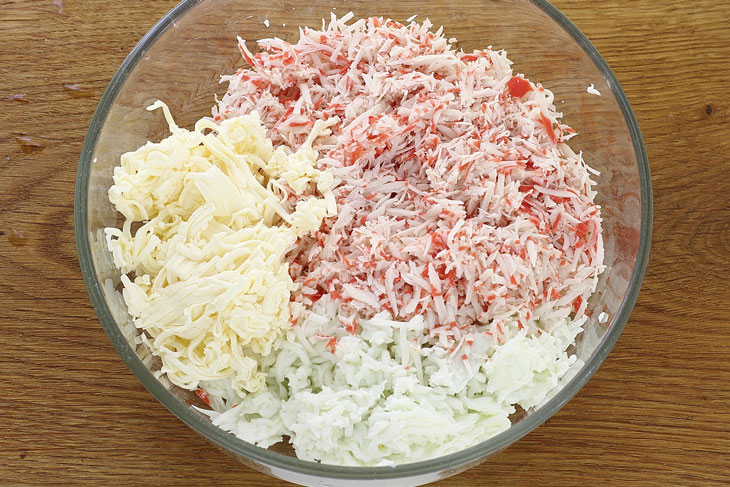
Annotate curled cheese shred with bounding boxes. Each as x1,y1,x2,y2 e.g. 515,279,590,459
105,101,337,396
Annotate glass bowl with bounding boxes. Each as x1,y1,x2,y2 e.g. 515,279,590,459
74,0,652,485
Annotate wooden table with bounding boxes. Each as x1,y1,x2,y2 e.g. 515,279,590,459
2,0,728,485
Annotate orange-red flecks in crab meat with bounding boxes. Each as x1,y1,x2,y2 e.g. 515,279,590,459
195,388,211,406
575,221,590,239
337,248,352,267
316,334,338,354
572,295,583,314
539,112,557,144
287,120,313,127
552,212,562,230
507,76,532,98
325,336,337,354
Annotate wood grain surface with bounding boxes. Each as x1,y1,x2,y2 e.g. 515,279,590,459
1,0,729,485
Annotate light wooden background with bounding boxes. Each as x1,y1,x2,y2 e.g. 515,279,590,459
1,0,729,485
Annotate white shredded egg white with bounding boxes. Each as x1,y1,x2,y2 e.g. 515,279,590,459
199,301,585,466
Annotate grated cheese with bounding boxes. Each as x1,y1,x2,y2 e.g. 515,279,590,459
106,101,336,396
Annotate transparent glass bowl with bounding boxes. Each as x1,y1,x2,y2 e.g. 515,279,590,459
74,1,652,485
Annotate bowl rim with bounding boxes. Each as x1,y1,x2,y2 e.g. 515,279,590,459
74,0,652,480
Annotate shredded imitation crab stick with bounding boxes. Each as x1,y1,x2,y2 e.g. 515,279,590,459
215,13,604,357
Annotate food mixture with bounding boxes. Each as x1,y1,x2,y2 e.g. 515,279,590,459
106,14,605,466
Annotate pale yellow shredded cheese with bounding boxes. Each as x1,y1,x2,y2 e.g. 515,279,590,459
105,101,337,396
